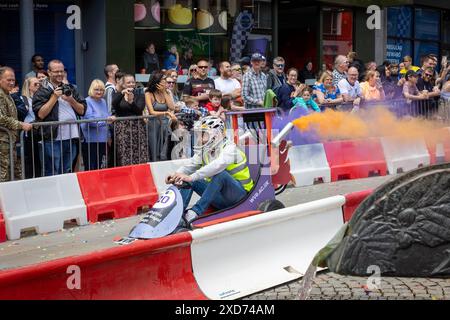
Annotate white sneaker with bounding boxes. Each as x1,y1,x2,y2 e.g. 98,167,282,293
184,210,198,227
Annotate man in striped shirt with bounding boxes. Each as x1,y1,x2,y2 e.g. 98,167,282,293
332,55,349,87
242,53,267,109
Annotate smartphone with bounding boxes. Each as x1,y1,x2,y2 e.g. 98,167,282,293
376,79,382,88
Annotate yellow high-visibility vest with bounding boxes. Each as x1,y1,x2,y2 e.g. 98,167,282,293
203,146,254,192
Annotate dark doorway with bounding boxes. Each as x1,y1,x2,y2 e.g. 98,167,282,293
278,3,319,76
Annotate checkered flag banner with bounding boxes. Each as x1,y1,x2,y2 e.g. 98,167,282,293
397,6,412,38
230,10,254,63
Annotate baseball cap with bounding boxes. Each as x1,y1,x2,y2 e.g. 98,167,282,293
251,53,264,62
238,56,251,65
405,70,418,79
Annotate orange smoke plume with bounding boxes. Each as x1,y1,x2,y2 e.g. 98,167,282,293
292,107,440,142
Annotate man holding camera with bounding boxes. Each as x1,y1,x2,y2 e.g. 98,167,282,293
33,59,86,176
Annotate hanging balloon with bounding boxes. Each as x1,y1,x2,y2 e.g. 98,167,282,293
196,0,227,35
134,0,161,29
162,0,195,31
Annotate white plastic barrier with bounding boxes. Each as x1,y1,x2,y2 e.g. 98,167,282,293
380,137,430,174
149,159,190,195
288,143,331,187
0,174,88,240
190,195,345,300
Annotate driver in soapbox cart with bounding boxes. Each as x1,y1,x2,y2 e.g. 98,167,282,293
166,116,254,228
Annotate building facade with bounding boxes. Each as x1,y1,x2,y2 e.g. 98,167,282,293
0,0,449,94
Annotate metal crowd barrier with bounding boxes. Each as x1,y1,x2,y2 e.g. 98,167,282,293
17,115,183,179
319,98,450,124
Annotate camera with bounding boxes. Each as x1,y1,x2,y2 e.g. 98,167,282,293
58,84,73,97
125,88,137,95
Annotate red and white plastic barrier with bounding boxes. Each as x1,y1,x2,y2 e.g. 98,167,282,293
149,159,190,195
425,128,450,165
0,192,372,300
288,143,331,186
343,189,373,222
0,232,206,300
0,174,88,240
0,211,6,243
324,138,387,181
380,137,430,174
77,164,158,222
0,164,161,241
286,131,450,187
190,196,346,300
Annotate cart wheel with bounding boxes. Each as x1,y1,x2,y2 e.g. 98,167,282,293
257,200,285,212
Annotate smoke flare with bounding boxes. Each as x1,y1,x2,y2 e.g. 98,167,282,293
292,107,440,142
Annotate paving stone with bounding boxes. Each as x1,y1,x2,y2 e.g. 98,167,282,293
383,293,400,297
245,272,450,300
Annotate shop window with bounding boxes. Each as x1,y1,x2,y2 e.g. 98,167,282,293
414,41,439,65
442,10,450,44
135,0,273,76
323,10,342,36
387,6,412,38
0,1,76,85
253,0,271,30
414,8,440,41
387,6,444,67
386,38,411,64
34,3,76,83
322,7,353,68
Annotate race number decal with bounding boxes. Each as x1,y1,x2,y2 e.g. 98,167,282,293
141,190,177,227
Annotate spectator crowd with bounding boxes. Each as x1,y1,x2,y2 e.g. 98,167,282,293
1,45,450,182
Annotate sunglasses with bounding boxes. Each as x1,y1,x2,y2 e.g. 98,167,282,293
166,81,175,84
232,68,241,72
424,74,433,77
275,64,285,68
197,66,209,69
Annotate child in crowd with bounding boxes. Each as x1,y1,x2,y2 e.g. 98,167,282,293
205,89,226,121
169,115,193,159
292,87,321,113
180,98,209,120
221,95,246,112
402,70,427,104
221,96,232,111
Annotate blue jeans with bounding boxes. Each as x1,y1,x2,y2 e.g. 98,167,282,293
44,139,78,176
180,171,247,216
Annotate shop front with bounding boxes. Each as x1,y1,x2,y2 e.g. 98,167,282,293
133,0,274,82
386,5,450,66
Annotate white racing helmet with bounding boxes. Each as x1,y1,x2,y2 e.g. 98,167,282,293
193,116,226,153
